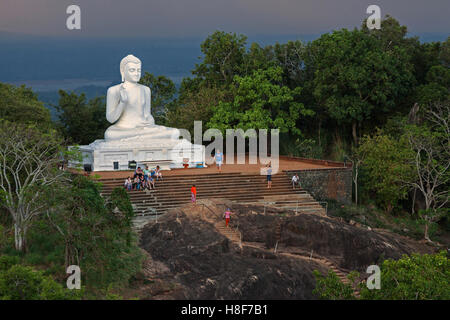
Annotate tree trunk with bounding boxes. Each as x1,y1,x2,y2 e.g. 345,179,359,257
352,121,358,146
411,188,417,215
355,180,358,205
14,223,25,252
424,200,431,241
424,222,430,241
318,119,322,147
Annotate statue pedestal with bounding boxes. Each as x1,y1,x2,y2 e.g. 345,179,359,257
70,138,205,171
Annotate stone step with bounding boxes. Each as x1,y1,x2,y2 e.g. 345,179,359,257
101,176,290,185
103,171,325,221
123,189,306,201
101,179,294,191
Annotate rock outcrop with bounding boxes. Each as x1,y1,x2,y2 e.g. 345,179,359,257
138,199,434,299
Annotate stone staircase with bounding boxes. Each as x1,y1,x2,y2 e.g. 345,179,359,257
100,171,326,219
198,201,359,299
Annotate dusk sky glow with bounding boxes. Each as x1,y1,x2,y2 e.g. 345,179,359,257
1,0,449,38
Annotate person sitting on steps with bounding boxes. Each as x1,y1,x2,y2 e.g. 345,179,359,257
155,165,163,181
148,175,155,190
124,176,132,191
292,173,300,189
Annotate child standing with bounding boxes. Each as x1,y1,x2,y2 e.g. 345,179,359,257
266,162,272,189
224,208,232,228
214,149,223,173
191,184,197,204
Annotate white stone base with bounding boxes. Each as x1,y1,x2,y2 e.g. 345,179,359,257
69,138,205,171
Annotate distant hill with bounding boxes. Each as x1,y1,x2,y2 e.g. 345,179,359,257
1,32,447,120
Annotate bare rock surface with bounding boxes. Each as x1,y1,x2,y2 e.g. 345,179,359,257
138,199,434,299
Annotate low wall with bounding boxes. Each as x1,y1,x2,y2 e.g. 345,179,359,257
284,167,353,204
279,155,352,168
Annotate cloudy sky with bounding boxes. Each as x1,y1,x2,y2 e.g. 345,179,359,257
0,0,449,37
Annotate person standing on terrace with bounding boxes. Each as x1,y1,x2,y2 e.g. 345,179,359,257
214,149,223,173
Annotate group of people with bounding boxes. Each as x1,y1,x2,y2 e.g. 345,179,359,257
124,165,163,191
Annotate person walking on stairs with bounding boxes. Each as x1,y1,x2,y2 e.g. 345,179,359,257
224,208,232,228
266,162,272,189
191,184,197,204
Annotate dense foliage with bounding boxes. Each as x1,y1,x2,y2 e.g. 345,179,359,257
55,90,109,145
0,83,52,128
0,260,80,300
313,251,450,300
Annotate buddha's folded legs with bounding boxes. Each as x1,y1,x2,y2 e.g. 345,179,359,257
104,124,181,142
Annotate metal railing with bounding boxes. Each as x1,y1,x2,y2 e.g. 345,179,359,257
318,201,328,215
259,199,328,216
202,202,243,247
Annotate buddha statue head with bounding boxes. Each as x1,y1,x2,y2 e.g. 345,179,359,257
120,54,142,83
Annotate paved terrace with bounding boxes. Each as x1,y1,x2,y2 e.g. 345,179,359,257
89,155,347,180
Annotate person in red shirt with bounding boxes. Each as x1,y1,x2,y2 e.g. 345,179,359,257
191,184,197,204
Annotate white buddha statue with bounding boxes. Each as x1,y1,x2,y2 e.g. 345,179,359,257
104,54,180,142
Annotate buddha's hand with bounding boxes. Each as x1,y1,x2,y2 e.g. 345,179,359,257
145,114,155,125
119,86,128,104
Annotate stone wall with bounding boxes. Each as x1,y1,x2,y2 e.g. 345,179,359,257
285,168,353,204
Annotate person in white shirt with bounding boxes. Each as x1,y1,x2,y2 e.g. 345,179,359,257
155,165,163,181
124,177,132,191
292,174,300,189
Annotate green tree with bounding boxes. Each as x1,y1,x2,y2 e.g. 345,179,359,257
403,103,450,240
192,31,248,86
414,65,450,106
167,86,227,137
360,251,450,300
0,83,52,128
45,176,143,289
207,67,313,136
243,42,276,77
55,90,109,144
313,269,357,300
309,28,415,145
314,252,449,300
0,122,76,252
0,264,80,300
358,130,415,213
440,36,450,68
273,40,308,88
139,72,176,124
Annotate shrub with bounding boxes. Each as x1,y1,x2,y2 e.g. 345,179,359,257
0,255,20,272
312,269,356,300
0,264,80,300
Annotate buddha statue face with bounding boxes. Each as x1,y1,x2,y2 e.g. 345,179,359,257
120,54,142,83
123,62,141,83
